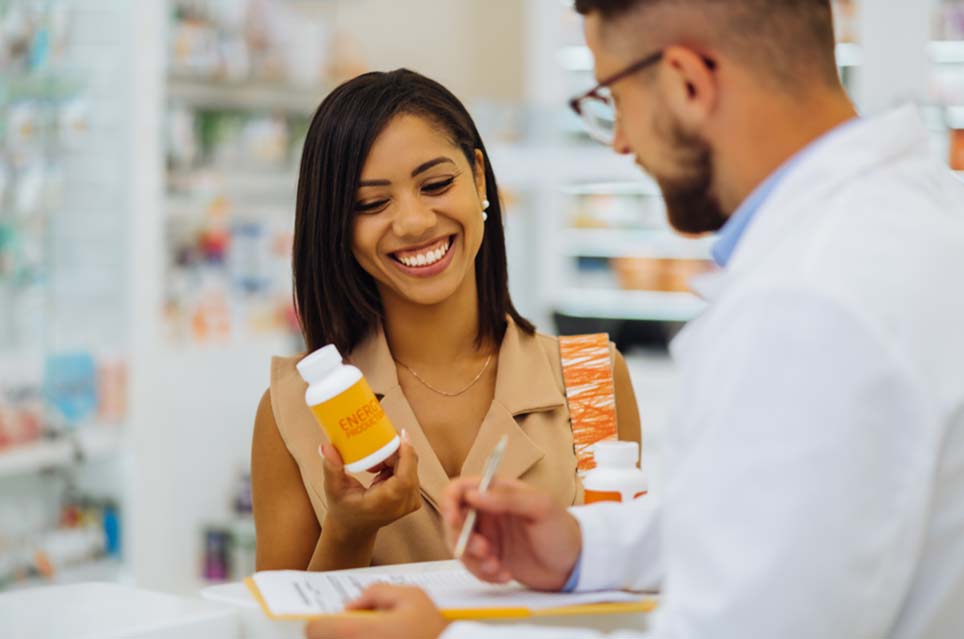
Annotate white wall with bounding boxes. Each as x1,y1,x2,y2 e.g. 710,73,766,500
329,0,525,103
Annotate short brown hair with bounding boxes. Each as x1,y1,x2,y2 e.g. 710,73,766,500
574,0,839,89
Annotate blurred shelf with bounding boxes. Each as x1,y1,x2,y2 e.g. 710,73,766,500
835,42,863,68
0,427,123,478
557,45,594,72
561,180,660,196
930,41,964,65
166,75,327,115
0,72,84,102
488,144,649,185
563,228,714,259
938,105,964,128
167,169,298,195
557,43,864,71
0,440,72,478
555,288,707,322
7,557,125,592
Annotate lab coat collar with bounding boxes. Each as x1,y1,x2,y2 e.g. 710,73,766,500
725,105,930,281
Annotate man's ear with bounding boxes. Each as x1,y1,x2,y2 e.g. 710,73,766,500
658,45,719,133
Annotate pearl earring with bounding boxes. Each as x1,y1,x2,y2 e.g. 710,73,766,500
482,199,490,222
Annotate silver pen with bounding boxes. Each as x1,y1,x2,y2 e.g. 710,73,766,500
454,434,508,559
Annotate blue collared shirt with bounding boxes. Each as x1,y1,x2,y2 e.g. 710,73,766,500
711,117,860,267
562,558,581,592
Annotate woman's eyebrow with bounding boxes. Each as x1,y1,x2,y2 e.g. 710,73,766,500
358,156,455,187
412,156,455,177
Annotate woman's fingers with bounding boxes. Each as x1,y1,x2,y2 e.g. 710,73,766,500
319,443,344,468
392,438,419,489
369,466,394,487
346,583,413,611
319,444,350,493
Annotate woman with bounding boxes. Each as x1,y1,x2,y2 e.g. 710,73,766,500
252,69,641,572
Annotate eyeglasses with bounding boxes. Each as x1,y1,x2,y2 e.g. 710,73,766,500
569,50,664,145
568,50,716,145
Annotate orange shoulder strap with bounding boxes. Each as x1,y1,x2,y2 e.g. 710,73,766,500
559,333,617,472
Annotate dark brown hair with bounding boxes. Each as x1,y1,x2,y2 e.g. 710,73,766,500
574,0,839,89
293,69,534,355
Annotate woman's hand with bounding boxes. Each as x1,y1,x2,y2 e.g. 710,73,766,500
319,430,422,539
304,584,447,639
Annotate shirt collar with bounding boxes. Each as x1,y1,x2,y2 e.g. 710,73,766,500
711,116,861,267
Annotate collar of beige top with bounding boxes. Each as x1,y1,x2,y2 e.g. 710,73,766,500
347,317,566,510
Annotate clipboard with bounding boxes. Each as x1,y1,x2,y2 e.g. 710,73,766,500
244,573,657,622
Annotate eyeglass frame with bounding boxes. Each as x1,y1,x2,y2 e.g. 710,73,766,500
568,50,664,120
568,49,718,135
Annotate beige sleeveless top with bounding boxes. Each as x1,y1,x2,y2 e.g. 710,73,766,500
268,318,588,566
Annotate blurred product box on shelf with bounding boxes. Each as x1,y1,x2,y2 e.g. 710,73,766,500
200,470,255,584
44,353,98,426
611,257,716,293
44,351,128,429
0,1,72,74
950,129,964,170
935,0,964,40
568,192,666,230
832,0,859,44
168,0,332,87
0,353,42,451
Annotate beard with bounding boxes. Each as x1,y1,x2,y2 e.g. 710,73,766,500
649,113,728,235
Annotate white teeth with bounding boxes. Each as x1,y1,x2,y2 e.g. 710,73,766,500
396,238,452,268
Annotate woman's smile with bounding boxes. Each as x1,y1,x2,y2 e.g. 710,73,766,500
387,234,458,278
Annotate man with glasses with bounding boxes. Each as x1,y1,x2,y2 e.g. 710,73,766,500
307,1,964,637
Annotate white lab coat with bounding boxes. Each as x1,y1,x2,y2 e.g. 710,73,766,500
443,106,964,639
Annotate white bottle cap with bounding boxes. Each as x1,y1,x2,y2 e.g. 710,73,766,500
593,441,639,468
296,345,343,384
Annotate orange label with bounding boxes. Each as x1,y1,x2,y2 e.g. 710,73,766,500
559,334,617,473
584,489,622,504
309,378,397,465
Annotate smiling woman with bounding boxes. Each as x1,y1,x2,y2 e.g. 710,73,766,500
250,69,642,573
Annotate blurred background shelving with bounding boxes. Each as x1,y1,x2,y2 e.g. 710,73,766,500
0,0,132,593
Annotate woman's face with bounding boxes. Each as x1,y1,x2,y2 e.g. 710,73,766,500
351,114,487,308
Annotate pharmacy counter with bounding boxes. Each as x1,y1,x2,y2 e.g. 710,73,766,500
0,582,239,639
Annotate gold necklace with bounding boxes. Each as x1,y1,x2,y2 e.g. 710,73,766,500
395,354,494,398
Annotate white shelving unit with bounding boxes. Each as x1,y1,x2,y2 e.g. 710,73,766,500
8,558,126,592
556,288,707,324
0,0,137,592
167,76,325,116
0,428,123,479
930,40,964,64
561,229,715,260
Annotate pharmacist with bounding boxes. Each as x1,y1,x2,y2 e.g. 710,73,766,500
305,1,964,638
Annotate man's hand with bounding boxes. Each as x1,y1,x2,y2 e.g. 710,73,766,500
304,584,448,639
442,477,583,591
